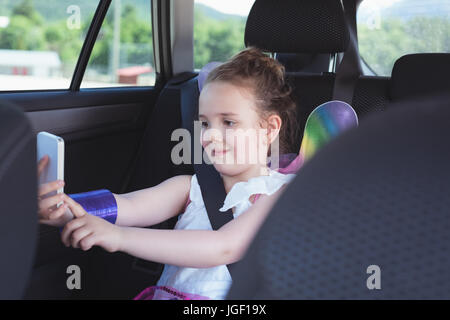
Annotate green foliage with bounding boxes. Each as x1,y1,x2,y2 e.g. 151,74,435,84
0,1,153,76
194,8,246,69
0,0,87,64
0,15,45,50
358,16,450,76
12,0,43,25
44,19,91,66
87,3,153,72
1,0,448,78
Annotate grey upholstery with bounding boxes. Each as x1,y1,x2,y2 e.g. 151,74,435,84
227,94,450,299
0,100,38,299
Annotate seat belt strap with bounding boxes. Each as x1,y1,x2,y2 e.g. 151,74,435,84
332,0,362,104
177,77,237,276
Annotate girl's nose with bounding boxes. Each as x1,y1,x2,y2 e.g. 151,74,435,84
204,127,223,143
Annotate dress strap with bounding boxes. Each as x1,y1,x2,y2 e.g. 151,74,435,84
250,193,262,204
183,198,191,212
134,285,210,300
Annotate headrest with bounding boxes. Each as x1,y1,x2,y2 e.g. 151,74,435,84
276,53,331,73
390,53,450,101
245,0,349,54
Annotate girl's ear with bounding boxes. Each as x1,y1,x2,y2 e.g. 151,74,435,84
266,114,282,145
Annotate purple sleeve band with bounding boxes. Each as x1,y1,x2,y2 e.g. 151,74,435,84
68,189,117,224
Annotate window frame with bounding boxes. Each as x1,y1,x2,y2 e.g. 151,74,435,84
70,0,111,90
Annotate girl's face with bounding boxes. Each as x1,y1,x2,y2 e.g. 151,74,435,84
199,81,280,177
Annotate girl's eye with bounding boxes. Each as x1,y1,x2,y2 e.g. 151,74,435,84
200,121,209,129
224,120,235,127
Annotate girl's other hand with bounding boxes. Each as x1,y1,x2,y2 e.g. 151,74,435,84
37,155,73,227
61,194,123,253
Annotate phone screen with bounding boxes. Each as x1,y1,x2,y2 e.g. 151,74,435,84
37,131,64,199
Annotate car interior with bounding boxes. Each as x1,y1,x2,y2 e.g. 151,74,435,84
0,0,449,299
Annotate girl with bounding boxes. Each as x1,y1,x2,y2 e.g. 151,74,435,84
37,47,299,300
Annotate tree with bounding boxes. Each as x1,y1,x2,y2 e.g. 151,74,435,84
12,0,43,25
193,9,246,69
358,16,450,76
0,15,45,51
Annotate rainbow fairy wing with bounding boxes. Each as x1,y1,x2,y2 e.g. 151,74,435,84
299,100,359,162
277,100,358,174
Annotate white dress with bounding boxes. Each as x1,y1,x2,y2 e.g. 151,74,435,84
155,169,296,299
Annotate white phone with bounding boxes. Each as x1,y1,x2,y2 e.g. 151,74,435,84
37,131,65,203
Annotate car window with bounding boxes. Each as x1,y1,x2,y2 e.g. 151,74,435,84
193,0,255,70
81,0,154,88
0,0,98,91
357,0,450,76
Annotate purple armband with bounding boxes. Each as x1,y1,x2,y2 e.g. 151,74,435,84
68,189,117,224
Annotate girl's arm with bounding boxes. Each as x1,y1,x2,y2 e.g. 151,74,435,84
112,175,191,227
118,185,286,268
40,175,191,228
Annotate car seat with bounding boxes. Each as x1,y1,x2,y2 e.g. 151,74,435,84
227,93,450,299
0,100,38,299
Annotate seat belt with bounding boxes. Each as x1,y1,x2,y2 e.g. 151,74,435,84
194,163,235,230
176,76,238,277
332,0,362,104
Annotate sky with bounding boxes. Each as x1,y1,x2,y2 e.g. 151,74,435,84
359,0,402,11
195,0,404,16
195,0,255,16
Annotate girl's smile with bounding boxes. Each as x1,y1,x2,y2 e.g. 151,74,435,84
212,148,229,157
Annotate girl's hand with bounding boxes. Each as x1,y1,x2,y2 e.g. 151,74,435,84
61,194,123,253
37,155,73,227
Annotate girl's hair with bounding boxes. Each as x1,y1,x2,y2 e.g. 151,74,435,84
204,47,299,155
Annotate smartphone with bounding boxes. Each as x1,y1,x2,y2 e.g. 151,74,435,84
37,131,64,204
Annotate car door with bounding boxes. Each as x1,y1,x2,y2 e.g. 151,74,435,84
0,0,174,299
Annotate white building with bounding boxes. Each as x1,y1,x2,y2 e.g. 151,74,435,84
0,16,9,28
0,49,62,77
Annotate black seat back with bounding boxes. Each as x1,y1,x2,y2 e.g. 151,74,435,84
390,53,450,102
126,73,197,192
227,93,450,299
349,53,450,126
0,100,38,299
